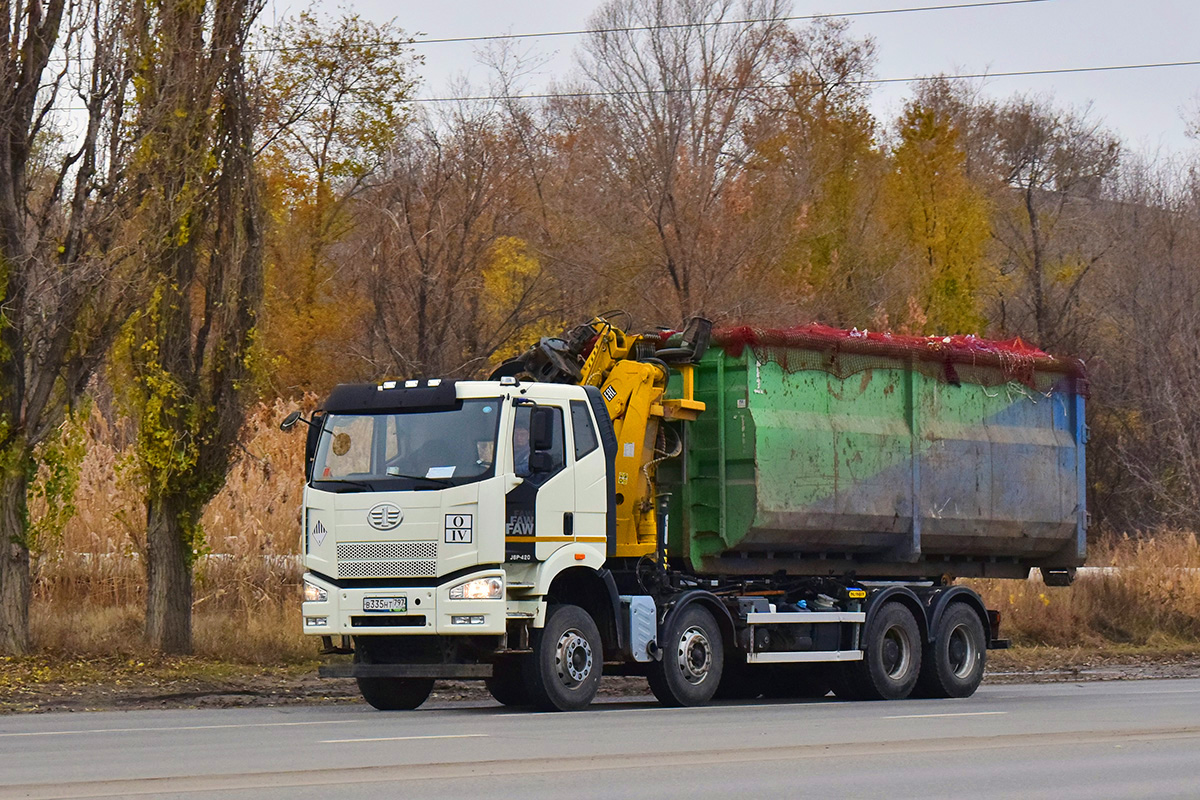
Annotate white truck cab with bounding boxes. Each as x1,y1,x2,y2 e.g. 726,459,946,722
299,378,612,647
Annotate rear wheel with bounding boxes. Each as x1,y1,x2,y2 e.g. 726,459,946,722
525,604,602,711
914,603,986,698
843,602,922,701
648,605,724,707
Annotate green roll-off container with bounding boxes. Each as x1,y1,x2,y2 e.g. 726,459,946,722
660,327,1087,580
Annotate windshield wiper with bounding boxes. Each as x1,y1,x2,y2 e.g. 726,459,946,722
313,478,374,492
384,472,455,486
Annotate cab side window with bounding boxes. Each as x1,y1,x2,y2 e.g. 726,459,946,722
513,405,566,479
570,399,598,459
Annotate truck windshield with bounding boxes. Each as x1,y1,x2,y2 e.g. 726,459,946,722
311,398,501,491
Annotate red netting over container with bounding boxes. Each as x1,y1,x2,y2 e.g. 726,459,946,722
710,324,1087,393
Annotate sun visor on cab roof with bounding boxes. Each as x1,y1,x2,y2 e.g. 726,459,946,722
321,380,459,413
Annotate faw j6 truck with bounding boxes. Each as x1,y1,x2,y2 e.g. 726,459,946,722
282,316,1087,711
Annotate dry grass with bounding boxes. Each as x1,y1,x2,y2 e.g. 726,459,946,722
969,531,1200,647
31,398,312,662
26,401,1200,662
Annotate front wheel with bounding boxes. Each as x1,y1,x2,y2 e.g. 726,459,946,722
525,604,603,711
648,605,724,707
353,638,435,710
356,677,435,710
486,656,533,707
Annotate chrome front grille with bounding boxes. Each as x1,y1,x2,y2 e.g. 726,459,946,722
336,541,437,579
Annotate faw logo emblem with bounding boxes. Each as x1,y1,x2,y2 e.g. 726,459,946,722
367,503,403,530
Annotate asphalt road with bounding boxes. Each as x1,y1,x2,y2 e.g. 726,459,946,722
2,679,1199,799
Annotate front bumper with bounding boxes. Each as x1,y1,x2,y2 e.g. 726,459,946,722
301,569,507,636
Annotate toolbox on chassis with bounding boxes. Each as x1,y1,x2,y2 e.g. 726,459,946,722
284,317,1086,711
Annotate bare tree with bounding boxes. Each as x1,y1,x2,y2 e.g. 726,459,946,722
575,0,793,319
987,98,1121,351
360,103,550,378
0,0,138,654
1089,155,1200,530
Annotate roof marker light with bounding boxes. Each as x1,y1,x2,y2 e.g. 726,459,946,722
405,379,420,388
379,381,397,390
427,379,442,387
499,376,517,386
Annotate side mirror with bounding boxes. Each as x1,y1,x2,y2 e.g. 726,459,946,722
280,410,303,431
529,406,554,452
304,411,326,481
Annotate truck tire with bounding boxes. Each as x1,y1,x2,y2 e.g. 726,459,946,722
486,657,533,707
914,603,987,698
356,677,435,710
844,601,922,701
648,605,725,707
352,639,435,710
761,664,832,699
524,604,602,712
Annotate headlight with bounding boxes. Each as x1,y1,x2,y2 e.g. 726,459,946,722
448,577,503,600
303,580,328,602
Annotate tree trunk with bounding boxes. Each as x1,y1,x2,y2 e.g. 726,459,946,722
0,469,31,655
145,494,193,654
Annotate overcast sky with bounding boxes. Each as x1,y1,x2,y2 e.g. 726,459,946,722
267,0,1200,156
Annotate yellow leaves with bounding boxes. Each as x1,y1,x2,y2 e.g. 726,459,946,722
483,236,540,300
884,102,993,335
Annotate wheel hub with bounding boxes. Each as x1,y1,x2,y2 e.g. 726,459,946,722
554,628,593,687
676,626,712,685
881,625,912,680
947,623,977,679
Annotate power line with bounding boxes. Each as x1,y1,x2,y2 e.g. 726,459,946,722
411,59,1200,104
40,58,1200,113
339,0,1054,50
40,0,1051,65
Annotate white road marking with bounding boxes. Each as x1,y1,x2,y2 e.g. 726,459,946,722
0,720,357,738
884,711,1008,719
322,734,489,744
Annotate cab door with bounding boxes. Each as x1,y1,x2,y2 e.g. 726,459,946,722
503,402,575,564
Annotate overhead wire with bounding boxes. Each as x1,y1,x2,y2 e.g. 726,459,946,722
38,58,1200,113
412,59,1200,104
250,0,1055,53
41,0,1053,64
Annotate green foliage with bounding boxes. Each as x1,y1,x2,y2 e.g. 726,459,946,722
114,286,214,564
28,408,89,553
118,288,199,489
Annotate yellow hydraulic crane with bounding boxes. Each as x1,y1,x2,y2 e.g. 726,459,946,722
496,316,709,559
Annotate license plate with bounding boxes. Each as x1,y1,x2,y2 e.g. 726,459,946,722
363,596,407,613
